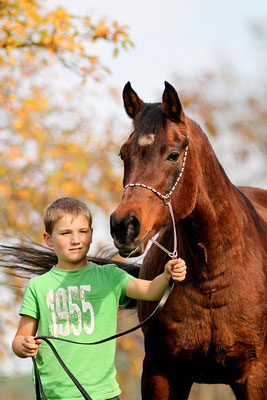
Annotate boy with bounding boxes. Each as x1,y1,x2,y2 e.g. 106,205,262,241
12,197,186,400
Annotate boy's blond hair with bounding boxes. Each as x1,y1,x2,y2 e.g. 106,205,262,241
44,197,92,235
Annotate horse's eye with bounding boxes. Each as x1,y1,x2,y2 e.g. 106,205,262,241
167,152,180,162
118,152,124,161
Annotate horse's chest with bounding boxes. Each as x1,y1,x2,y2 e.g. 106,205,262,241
141,286,262,383
141,283,262,358
158,290,229,351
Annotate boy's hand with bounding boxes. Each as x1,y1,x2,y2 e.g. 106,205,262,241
165,258,187,282
21,336,42,357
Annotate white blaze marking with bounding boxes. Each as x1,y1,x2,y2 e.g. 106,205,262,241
138,134,155,146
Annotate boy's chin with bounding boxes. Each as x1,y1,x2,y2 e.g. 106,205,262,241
64,254,88,265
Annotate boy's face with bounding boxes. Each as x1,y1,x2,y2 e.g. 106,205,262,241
43,214,93,270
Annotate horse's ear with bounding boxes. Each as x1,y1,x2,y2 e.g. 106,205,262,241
123,82,144,119
162,81,184,122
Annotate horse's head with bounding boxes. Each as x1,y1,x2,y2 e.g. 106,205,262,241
110,82,199,257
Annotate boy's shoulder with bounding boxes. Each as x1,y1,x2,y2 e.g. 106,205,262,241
89,262,129,278
89,262,117,273
26,263,127,285
27,268,54,286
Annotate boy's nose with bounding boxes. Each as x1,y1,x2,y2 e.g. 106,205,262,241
71,233,80,244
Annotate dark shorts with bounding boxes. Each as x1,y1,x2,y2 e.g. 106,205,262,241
108,397,120,400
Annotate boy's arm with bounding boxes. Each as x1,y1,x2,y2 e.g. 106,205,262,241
12,315,41,358
125,258,186,301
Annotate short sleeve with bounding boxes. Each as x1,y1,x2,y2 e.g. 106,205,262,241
107,264,134,306
19,279,40,319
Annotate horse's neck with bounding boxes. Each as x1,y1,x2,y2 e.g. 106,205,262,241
196,126,246,234
177,135,247,275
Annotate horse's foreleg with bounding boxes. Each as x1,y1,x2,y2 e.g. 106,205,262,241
231,346,267,400
141,355,169,400
141,371,170,400
141,356,193,400
168,379,193,400
231,378,267,400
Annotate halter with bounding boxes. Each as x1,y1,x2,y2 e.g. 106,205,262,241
124,133,189,259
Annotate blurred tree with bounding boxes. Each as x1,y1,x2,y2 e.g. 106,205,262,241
0,0,133,78
0,0,137,379
0,0,134,241
0,78,124,241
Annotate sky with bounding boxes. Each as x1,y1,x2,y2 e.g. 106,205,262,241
57,0,267,100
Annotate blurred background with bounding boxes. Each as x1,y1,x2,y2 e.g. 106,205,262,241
0,0,266,399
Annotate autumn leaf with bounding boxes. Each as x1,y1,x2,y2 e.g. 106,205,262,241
0,0,133,78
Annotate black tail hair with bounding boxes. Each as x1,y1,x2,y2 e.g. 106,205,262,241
0,237,140,280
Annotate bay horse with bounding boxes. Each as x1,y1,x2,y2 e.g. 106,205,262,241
110,82,267,399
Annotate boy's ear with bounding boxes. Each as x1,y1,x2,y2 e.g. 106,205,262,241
43,232,54,248
89,227,93,244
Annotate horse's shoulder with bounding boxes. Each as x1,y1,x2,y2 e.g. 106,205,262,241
237,186,267,228
239,186,267,204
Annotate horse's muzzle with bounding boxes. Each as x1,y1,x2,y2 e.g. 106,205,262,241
110,212,143,257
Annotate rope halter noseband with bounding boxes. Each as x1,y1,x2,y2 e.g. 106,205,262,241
123,133,189,260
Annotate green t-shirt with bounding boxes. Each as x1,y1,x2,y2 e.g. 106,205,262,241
19,263,133,400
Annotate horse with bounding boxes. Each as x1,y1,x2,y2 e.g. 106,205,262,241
110,81,267,400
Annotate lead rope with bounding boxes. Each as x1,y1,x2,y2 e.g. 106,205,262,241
32,277,174,400
32,238,176,400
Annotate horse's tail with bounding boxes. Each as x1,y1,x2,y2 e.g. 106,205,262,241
0,237,141,280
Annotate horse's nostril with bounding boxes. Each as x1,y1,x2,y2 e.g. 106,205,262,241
110,213,140,244
125,215,140,237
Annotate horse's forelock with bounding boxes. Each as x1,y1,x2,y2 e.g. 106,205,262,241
134,103,166,137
